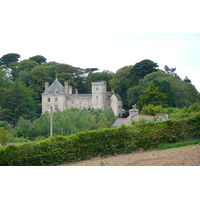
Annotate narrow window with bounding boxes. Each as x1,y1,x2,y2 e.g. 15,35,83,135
55,105,58,110
48,98,51,102
96,96,98,101
55,97,58,102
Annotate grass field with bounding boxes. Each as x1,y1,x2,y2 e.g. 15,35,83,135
156,138,200,150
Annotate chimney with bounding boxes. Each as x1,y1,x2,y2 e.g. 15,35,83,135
129,106,139,121
64,82,69,95
45,82,49,90
75,88,78,95
68,85,72,95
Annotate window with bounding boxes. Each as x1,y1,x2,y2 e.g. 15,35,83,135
96,96,98,101
71,100,74,104
79,100,82,104
48,98,50,102
55,97,58,102
55,105,58,110
96,87,99,91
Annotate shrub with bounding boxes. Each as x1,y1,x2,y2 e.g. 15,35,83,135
0,113,199,166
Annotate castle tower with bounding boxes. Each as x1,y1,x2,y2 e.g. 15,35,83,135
92,81,107,110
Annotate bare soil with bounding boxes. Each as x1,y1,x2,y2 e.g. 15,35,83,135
63,144,200,166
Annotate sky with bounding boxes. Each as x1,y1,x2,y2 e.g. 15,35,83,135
1,0,200,92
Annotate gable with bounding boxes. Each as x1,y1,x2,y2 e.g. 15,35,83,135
42,79,65,95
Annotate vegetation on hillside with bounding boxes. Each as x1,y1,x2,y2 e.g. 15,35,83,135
0,53,200,145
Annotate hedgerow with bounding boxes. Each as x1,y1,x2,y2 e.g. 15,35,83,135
0,112,199,166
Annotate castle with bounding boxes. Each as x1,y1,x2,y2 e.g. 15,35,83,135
42,79,122,116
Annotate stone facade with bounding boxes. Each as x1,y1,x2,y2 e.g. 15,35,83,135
42,79,122,116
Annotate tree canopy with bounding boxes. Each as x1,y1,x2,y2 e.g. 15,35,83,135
130,59,158,86
0,53,20,66
0,53,199,128
137,85,168,108
29,55,47,64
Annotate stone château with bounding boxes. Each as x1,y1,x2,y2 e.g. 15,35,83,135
42,79,122,116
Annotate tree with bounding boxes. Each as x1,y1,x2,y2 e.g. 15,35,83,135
30,65,51,114
130,59,158,86
4,81,37,124
140,104,164,116
0,53,20,66
164,65,181,79
0,66,12,89
57,72,75,86
183,76,192,84
127,70,199,109
18,59,38,72
153,79,176,107
0,106,4,120
15,117,33,138
110,65,133,109
0,127,14,145
29,55,47,64
137,85,168,109
105,108,116,127
17,70,31,86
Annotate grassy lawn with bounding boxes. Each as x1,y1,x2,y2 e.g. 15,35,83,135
156,138,200,150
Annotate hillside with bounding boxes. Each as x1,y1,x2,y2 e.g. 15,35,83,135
64,144,200,166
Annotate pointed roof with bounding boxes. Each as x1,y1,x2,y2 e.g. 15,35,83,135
42,79,65,95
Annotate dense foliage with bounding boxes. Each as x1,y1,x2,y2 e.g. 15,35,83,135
0,53,200,143
0,112,199,166
0,108,116,142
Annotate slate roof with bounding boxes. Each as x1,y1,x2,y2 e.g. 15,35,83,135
106,92,114,100
112,115,162,126
106,92,122,100
112,118,126,126
42,79,65,95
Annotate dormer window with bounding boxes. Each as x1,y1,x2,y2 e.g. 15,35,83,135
55,89,58,95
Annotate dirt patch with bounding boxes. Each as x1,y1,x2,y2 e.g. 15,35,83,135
63,144,200,166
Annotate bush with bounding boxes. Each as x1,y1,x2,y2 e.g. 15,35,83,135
0,112,199,166
0,127,15,145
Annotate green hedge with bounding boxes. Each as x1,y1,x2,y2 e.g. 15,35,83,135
0,113,199,166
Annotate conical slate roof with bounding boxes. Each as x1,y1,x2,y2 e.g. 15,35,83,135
42,79,65,95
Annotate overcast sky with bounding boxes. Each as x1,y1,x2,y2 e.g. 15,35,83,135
1,0,200,92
